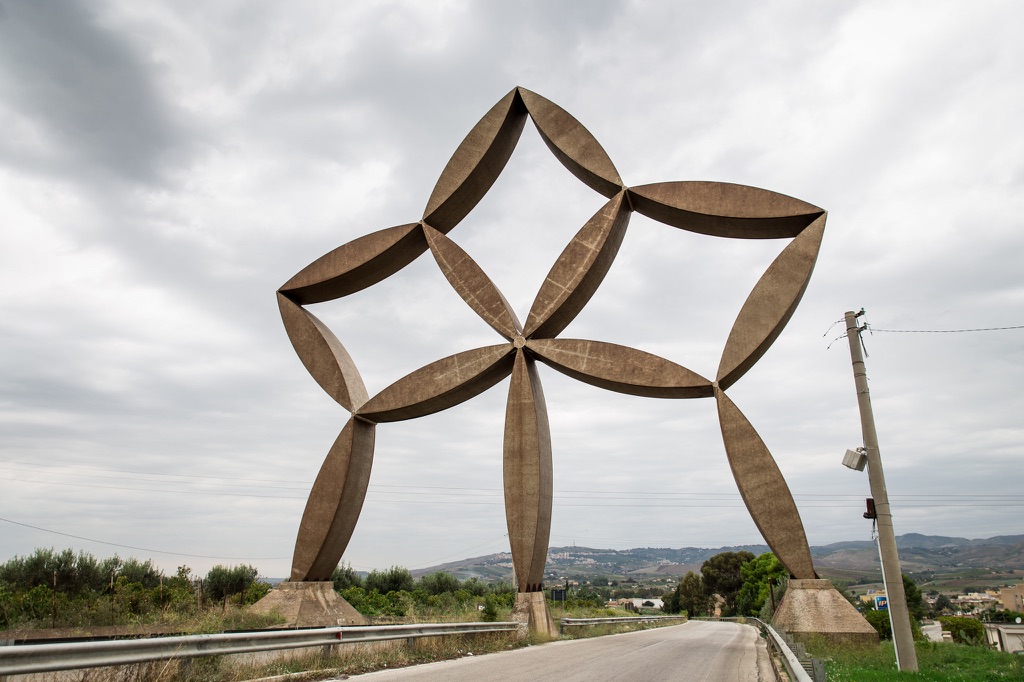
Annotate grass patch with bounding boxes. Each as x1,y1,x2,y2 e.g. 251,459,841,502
39,604,679,680
65,632,524,682
808,639,1024,681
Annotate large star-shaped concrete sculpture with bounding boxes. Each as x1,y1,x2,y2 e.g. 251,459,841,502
277,87,825,631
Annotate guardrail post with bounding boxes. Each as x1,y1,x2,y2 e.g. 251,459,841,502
811,657,825,681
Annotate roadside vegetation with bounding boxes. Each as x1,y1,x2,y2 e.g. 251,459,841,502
662,550,787,620
1,549,675,681
809,640,1024,681
0,548,276,631
658,550,1024,681
10,545,1022,681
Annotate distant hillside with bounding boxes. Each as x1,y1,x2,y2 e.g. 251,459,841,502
413,534,1024,581
812,534,1024,575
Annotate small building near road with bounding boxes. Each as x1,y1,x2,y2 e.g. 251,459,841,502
608,598,664,612
999,584,1024,612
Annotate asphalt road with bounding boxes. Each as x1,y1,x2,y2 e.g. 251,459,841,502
338,620,769,681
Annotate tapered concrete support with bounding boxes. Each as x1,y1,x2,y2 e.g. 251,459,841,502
249,581,367,628
772,579,877,646
511,591,558,638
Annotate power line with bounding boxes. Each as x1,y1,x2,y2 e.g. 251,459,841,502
0,515,288,561
4,472,1022,505
0,460,312,486
869,324,1024,333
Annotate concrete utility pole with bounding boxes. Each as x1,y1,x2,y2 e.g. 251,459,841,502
844,310,918,672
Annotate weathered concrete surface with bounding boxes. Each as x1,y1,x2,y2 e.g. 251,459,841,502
278,88,831,636
772,579,878,645
510,591,557,638
716,388,815,580
249,581,366,628
503,352,552,594
291,418,375,582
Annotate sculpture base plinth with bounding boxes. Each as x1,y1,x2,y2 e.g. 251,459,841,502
511,591,557,638
772,579,878,646
249,581,367,628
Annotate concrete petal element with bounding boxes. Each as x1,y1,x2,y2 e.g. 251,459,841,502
716,215,826,390
628,182,824,239
424,225,522,339
523,193,630,339
279,223,427,305
423,88,528,233
716,388,815,579
518,87,623,198
278,292,368,412
358,344,516,423
504,351,552,593
527,338,713,398
291,417,376,581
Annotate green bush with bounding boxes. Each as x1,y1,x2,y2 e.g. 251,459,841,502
331,563,363,591
865,608,893,639
863,608,925,641
938,615,986,645
365,567,414,595
480,594,499,622
203,565,259,602
419,571,460,596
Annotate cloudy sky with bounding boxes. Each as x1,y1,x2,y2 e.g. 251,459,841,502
1,0,1021,580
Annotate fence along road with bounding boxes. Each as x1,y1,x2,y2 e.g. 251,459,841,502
337,620,767,681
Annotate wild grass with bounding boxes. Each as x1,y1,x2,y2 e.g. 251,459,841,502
808,638,1024,681
47,631,524,682
30,604,679,681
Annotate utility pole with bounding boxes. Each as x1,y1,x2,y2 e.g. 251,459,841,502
844,310,918,672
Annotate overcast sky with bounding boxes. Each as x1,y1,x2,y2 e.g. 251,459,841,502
1,0,1021,580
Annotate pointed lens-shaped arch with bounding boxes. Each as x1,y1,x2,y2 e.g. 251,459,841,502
524,193,630,339
518,87,623,198
424,225,522,340
504,350,553,593
277,293,368,412
279,223,427,305
629,182,823,239
357,344,516,423
716,388,816,579
717,215,826,389
527,338,713,399
291,417,376,581
423,89,528,233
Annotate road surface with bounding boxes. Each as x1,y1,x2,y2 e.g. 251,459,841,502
338,620,769,681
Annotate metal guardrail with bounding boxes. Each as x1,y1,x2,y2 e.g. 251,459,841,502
751,619,815,682
0,621,520,676
560,615,688,627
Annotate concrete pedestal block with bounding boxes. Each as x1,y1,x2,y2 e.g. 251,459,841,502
511,591,557,638
772,579,878,646
249,581,367,628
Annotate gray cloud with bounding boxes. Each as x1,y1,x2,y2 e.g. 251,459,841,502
0,0,191,184
0,0,1021,578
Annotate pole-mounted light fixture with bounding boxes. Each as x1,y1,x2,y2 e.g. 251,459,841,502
842,447,867,471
